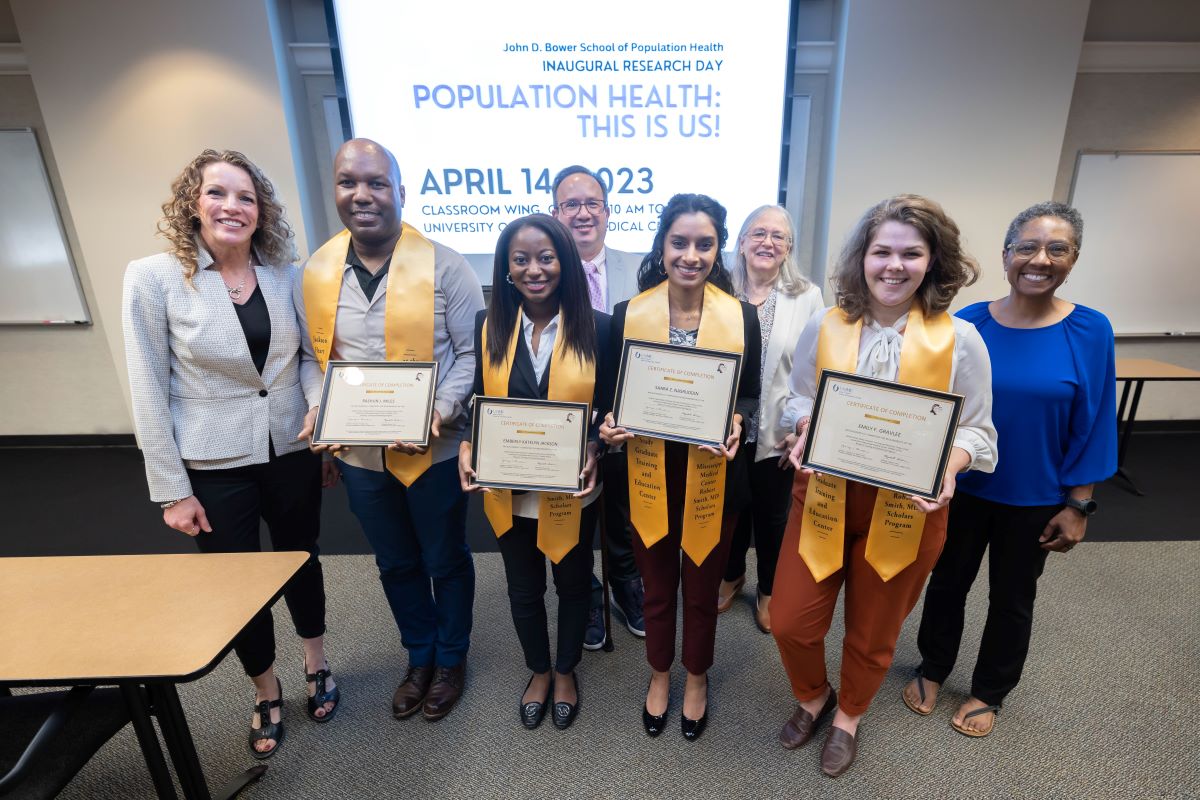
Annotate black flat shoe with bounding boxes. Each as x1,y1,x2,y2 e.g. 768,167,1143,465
681,679,709,741
642,680,669,737
520,674,551,730
248,677,285,760
552,672,580,730
305,659,341,723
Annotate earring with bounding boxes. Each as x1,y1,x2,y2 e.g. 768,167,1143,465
505,274,514,285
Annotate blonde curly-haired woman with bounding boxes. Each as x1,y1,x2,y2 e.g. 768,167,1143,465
122,150,340,759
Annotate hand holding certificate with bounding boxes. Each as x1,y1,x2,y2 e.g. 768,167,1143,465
799,370,963,502
611,339,743,450
311,361,438,448
468,397,589,494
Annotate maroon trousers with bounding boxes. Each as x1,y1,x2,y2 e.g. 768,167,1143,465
628,441,737,675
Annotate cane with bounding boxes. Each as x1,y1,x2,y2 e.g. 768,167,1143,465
597,474,616,653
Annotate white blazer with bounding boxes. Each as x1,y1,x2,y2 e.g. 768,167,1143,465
753,284,826,461
122,248,309,502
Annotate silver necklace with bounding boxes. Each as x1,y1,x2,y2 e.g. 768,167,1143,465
225,260,252,299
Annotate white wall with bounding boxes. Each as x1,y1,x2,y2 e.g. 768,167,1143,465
9,0,308,433
1056,73,1200,420
825,0,1090,310
0,74,129,434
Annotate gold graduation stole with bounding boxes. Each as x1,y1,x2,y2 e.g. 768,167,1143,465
480,309,595,563
302,223,435,486
624,282,744,566
798,305,955,582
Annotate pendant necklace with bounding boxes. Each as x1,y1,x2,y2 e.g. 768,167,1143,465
226,259,252,299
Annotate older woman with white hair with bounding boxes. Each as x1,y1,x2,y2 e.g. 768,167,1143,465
717,205,824,632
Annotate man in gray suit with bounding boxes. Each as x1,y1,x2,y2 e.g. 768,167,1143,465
551,165,645,649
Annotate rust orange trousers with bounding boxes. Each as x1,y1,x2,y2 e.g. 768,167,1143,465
771,471,948,715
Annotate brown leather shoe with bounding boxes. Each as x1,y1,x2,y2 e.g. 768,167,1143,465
820,726,858,777
779,687,837,749
422,664,466,721
754,591,772,634
717,576,744,614
392,666,433,719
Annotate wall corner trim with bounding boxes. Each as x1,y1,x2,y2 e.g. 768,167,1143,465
0,43,29,75
1079,41,1200,73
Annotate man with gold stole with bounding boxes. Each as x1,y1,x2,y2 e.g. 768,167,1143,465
295,139,484,721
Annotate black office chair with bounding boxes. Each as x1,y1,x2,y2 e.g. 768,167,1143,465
0,685,131,799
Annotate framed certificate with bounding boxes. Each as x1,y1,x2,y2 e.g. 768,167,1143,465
801,370,963,500
613,339,743,448
470,397,589,493
312,361,438,447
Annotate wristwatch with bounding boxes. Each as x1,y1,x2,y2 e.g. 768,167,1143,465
1064,497,1097,517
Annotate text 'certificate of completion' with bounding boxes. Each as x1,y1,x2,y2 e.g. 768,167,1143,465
312,361,438,447
471,397,589,493
801,370,963,500
613,339,742,448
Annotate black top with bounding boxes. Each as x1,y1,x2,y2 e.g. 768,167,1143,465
232,284,271,375
604,298,762,424
606,296,763,511
346,244,391,301
466,307,612,442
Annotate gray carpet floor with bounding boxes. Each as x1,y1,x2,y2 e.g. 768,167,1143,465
50,541,1199,799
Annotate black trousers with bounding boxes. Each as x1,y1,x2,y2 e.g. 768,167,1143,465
591,453,641,605
723,441,794,594
916,490,1059,706
188,446,326,678
497,503,597,674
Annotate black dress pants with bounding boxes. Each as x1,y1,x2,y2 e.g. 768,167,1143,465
723,441,794,594
591,453,641,605
916,490,1060,706
497,503,597,675
188,446,326,678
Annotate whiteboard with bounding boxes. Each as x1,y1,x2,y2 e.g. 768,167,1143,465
1067,151,1200,335
0,129,90,324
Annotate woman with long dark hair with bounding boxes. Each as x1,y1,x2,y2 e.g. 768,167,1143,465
458,214,607,730
600,194,761,741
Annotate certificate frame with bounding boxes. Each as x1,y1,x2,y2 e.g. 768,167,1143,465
312,360,438,447
612,338,743,448
801,369,963,500
470,396,590,493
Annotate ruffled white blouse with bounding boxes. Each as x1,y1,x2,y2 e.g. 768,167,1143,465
780,311,998,473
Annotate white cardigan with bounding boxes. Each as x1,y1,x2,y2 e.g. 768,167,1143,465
752,284,826,461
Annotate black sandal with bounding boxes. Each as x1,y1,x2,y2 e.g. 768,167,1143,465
248,677,285,760
305,660,341,723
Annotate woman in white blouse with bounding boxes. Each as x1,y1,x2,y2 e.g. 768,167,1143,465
717,206,824,632
769,195,997,777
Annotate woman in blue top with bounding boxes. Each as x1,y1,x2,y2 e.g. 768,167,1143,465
901,201,1117,736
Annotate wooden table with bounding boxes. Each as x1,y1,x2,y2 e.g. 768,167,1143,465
0,551,307,799
1114,358,1200,494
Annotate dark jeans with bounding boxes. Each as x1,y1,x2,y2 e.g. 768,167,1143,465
497,505,597,674
723,441,793,594
916,491,1059,706
591,452,641,605
188,446,326,678
340,457,474,668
